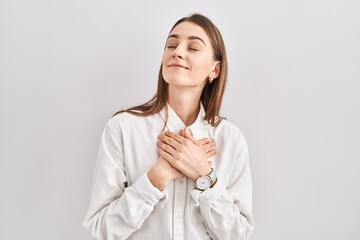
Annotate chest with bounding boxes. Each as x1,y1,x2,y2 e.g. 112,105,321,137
121,124,160,184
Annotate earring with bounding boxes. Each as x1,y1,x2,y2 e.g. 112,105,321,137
208,76,214,83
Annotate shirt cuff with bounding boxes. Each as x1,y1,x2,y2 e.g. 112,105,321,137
191,178,228,206
133,173,167,206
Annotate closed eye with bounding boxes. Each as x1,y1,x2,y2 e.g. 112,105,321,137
188,48,199,51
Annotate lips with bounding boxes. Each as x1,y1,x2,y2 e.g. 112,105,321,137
168,63,189,70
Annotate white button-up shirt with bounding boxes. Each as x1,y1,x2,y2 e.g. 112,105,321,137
84,104,255,240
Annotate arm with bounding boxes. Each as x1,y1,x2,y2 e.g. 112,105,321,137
192,138,255,240
83,122,166,240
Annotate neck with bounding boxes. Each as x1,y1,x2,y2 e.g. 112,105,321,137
167,86,202,126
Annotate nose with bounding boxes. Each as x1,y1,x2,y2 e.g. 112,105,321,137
172,45,185,59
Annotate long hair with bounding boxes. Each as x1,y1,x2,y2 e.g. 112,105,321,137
113,13,228,127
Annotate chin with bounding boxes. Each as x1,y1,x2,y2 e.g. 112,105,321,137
163,74,203,88
164,78,194,87
164,76,185,85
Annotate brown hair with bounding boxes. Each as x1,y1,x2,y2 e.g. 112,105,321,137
113,13,228,127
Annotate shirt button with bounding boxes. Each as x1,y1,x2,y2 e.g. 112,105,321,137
179,180,185,185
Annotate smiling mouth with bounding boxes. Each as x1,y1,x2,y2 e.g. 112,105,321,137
169,64,189,70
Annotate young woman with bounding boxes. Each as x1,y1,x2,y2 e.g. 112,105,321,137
84,13,255,240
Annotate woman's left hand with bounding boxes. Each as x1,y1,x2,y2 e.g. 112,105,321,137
157,127,214,180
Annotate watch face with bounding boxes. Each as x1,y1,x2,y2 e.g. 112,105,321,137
196,176,212,190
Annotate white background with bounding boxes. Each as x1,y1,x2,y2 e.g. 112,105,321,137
1,1,359,239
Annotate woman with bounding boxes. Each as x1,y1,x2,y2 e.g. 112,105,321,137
84,13,255,240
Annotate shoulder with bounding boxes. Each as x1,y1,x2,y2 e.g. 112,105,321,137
210,118,247,146
105,111,160,134
108,111,142,125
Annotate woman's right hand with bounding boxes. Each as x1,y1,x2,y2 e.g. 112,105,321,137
148,156,184,190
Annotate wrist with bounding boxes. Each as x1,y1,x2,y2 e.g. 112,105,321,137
194,167,217,191
148,167,169,191
194,166,212,180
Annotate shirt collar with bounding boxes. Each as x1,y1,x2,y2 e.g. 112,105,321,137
159,103,206,133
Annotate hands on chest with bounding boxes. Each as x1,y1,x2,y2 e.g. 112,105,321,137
148,127,216,190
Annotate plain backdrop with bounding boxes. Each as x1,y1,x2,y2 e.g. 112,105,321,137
1,0,359,239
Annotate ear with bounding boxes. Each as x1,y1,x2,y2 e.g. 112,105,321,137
210,61,221,79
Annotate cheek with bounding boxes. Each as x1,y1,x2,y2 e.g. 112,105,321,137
194,53,213,69
193,59,212,75
162,50,172,61
161,54,168,70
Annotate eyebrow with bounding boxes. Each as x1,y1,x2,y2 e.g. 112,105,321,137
167,34,206,46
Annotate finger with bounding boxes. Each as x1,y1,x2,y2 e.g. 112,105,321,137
205,149,216,159
158,147,175,163
157,141,178,158
198,138,211,145
183,127,197,143
159,132,183,150
202,141,216,152
163,131,187,144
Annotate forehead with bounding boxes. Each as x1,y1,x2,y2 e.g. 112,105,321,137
168,22,210,44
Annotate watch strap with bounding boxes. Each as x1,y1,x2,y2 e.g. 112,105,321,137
208,167,216,182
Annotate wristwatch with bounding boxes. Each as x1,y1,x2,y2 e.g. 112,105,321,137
194,167,217,191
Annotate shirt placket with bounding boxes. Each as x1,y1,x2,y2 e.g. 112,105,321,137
173,176,187,240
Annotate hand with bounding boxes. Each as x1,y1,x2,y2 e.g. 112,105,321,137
179,128,216,158
148,156,184,191
148,130,215,190
157,127,216,180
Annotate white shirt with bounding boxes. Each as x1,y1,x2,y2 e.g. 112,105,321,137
83,104,255,240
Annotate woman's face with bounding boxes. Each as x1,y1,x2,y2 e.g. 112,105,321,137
162,22,220,89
